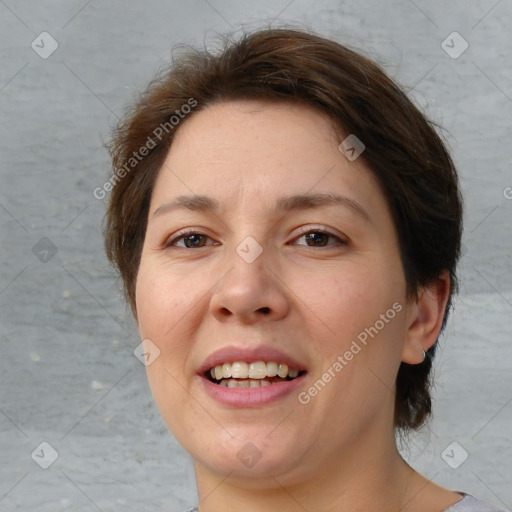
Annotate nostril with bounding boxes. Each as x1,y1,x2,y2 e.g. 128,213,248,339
258,307,271,314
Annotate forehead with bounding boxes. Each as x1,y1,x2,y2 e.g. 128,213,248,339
150,100,384,215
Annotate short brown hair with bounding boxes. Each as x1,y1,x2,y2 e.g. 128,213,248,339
104,28,463,431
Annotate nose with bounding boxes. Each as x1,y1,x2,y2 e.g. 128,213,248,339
209,247,290,325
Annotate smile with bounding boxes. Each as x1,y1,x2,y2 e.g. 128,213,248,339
206,361,303,388
198,345,308,406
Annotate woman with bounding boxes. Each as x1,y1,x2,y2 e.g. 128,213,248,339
104,28,507,512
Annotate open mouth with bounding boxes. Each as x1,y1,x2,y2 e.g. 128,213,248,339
204,361,306,388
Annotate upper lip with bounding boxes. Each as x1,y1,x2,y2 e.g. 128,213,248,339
198,345,307,375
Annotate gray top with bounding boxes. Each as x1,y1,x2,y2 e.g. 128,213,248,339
445,494,508,511
185,494,508,512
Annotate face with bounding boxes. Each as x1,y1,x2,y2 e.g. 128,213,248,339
135,100,411,486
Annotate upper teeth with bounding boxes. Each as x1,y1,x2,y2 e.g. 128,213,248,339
209,361,299,380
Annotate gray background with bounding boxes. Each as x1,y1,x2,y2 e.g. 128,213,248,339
0,1,511,511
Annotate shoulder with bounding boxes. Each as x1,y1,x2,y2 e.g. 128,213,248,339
444,494,509,512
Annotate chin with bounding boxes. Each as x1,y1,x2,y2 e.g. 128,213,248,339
187,429,307,482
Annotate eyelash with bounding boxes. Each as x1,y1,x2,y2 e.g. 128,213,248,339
164,228,218,249
164,226,347,249
293,226,347,248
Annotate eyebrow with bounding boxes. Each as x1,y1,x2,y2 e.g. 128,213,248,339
153,195,219,217
152,192,370,222
275,193,370,222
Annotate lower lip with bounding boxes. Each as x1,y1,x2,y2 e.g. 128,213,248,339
199,374,307,407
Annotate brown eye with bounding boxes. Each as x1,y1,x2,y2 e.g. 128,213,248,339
304,232,330,247
168,232,215,248
182,234,207,248
294,229,344,248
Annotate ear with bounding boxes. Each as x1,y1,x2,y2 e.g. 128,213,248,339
402,271,451,364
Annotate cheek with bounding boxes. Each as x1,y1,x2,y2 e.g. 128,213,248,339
135,260,205,339
293,267,406,427
134,262,205,402
290,265,384,334
135,262,203,424
289,260,406,373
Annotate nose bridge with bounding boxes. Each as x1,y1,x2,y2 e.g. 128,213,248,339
209,236,289,322
225,235,272,299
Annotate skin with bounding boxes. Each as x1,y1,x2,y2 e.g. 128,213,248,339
135,100,461,512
